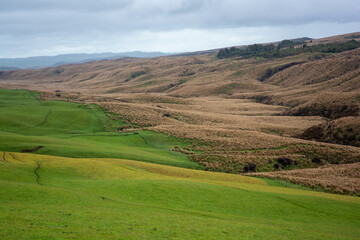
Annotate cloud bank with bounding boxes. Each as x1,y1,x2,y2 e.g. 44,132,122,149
1,0,359,57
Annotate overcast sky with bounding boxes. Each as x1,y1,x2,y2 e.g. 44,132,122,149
1,0,359,58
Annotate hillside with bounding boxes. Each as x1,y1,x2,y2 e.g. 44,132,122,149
0,88,198,169
1,48,359,115
1,33,359,109
247,162,360,195
1,0,360,236
0,32,360,195
1,151,359,239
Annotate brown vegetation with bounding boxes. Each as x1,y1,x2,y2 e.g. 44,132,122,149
246,162,360,196
36,90,360,175
300,117,360,147
0,32,360,194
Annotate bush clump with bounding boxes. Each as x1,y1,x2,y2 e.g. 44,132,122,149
273,163,280,170
277,157,294,167
217,40,360,59
244,162,257,173
312,157,322,164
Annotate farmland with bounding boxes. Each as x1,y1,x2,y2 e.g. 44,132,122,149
0,88,199,169
0,32,360,239
1,152,359,239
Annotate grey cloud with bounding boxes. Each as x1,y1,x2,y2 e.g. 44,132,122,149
2,0,360,31
0,0,359,57
0,0,133,12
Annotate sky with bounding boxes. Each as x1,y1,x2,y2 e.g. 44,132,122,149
1,0,359,58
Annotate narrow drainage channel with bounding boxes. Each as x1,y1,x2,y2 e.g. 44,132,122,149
35,162,43,186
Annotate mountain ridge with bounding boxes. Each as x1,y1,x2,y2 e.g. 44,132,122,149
0,51,172,69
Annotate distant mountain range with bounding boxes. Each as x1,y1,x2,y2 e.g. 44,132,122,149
0,51,171,70
0,66,20,71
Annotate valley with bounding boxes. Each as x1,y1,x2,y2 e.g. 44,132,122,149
0,32,360,239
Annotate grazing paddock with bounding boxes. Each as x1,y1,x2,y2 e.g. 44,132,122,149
0,152,359,239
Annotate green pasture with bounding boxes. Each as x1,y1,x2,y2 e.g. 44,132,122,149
1,88,359,239
0,88,200,169
0,152,359,239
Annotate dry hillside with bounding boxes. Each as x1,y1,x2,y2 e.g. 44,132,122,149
247,162,360,195
0,32,359,194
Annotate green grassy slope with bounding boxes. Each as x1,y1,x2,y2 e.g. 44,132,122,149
0,88,200,169
0,152,359,240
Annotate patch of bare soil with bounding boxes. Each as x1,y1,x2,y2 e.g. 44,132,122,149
20,146,43,153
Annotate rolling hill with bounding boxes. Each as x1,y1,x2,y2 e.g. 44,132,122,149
1,151,359,239
0,32,360,239
0,32,359,195
0,88,198,169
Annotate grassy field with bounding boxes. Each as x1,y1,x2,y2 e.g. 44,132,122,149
0,151,359,239
0,88,200,169
1,43,360,175
1,33,360,239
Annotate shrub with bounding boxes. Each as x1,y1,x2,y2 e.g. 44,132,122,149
244,162,257,173
273,163,280,170
312,157,322,164
217,40,360,59
277,157,294,167
130,71,146,79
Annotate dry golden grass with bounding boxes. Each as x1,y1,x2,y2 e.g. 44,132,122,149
1,42,359,116
300,116,360,147
247,162,360,196
1,32,360,194
307,31,360,46
35,90,360,175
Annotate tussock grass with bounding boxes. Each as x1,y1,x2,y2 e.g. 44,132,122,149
247,162,360,196
1,34,360,194
5,88,359,177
